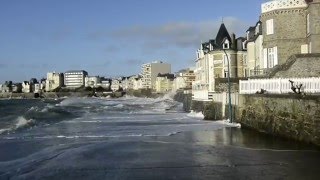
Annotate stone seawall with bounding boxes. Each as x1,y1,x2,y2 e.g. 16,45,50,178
237,94,320,146
173,91,192,112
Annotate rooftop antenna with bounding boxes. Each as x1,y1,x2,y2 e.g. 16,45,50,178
222,17,224,24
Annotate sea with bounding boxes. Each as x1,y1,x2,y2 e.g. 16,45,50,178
0,95,320,179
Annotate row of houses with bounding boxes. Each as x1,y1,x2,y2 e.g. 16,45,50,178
0,61,196,94
192,0,320,101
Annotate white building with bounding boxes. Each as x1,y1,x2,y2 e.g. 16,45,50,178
45,72,63,92
98,79,111,90
246,21,264,76
111,79,121,92
140,61,171,90
85,76,101,88
173,68,196,91
155,74,175,93
22,81,31,93
132,77,143,90
64,70,88,89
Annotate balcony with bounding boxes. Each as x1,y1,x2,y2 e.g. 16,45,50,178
261,0,307,13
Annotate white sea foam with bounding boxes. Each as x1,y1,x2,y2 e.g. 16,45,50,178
216,119,241,128
15,116,34,129
187,111,204,119
0,128,11,134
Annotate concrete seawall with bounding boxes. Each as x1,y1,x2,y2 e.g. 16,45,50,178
237,94,320,146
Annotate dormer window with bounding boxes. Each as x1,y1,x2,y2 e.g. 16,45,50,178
223,39,230,49
255,23,260,35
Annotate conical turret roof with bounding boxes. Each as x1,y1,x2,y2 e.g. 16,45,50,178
215,23,232,46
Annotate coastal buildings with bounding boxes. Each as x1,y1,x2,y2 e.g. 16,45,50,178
85,76,101,88
173,68,196,91
155,73,175,93
258,0,320,69
132,76,143,90
245,21,264,76
64,70,88,89
192,23,247,101
0,81,13,93
140,61,171,89
111,78,121,92
46,72,64,92
22,81,31,93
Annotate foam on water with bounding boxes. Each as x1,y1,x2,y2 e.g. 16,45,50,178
15,116,34,129
187,111,204,119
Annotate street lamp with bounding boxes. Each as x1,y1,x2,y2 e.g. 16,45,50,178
223,49,233,123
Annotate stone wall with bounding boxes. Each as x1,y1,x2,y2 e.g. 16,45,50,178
261,8,307,65
271,53,320,78
307,1,320,53
173,91,192,112
237,94,320,146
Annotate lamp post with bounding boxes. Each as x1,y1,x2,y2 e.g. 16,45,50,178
223,49,233,123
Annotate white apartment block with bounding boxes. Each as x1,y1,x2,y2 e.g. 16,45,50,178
64,70,88,89
85,76,101,88
45,72,63,92
140,61,171,90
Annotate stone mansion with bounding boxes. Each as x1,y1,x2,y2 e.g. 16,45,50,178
192,0,320,101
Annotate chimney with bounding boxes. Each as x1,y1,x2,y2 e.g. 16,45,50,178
231,33,236,49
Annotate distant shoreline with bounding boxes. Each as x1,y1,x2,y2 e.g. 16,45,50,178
0,90,167,100
0,92,116,99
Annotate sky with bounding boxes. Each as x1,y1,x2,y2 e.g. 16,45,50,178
0,0,266,82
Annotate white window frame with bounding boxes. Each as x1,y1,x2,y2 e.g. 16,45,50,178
307,13,310,35
266,19,274,35
223,39,230,49
267,48,274,68
309,42,312,53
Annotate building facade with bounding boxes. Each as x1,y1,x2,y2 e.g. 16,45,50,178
46,72,64,92
140,61,171,89
192,23,247,101
246,21,264,76
173,68,196,91
64,70,88,89
85,76,101,88
155,73,175,93
260,0,320,68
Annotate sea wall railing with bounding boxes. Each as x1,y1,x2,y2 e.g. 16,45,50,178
239,77,320,94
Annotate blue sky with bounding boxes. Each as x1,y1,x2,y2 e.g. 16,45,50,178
0,0,265,82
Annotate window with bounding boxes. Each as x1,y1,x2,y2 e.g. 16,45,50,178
224,70,228,78
243,54,247,65
267,48,274,68
223,54,230,66
309,42,312,53
266,19,274,35
307,14,310,34
223,40,230,49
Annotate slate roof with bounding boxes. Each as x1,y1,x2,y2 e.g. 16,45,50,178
215,23,232,47
157,73,175,79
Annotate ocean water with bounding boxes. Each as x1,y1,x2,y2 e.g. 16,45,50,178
0,95,238,139
0,95,320,179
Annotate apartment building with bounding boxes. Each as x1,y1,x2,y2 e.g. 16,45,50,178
46,72,64,92
140,61,171,89
155,73,175,93
173,68,196,91
64,70,88,89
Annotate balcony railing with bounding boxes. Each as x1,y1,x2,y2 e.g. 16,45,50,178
261,0,307,13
